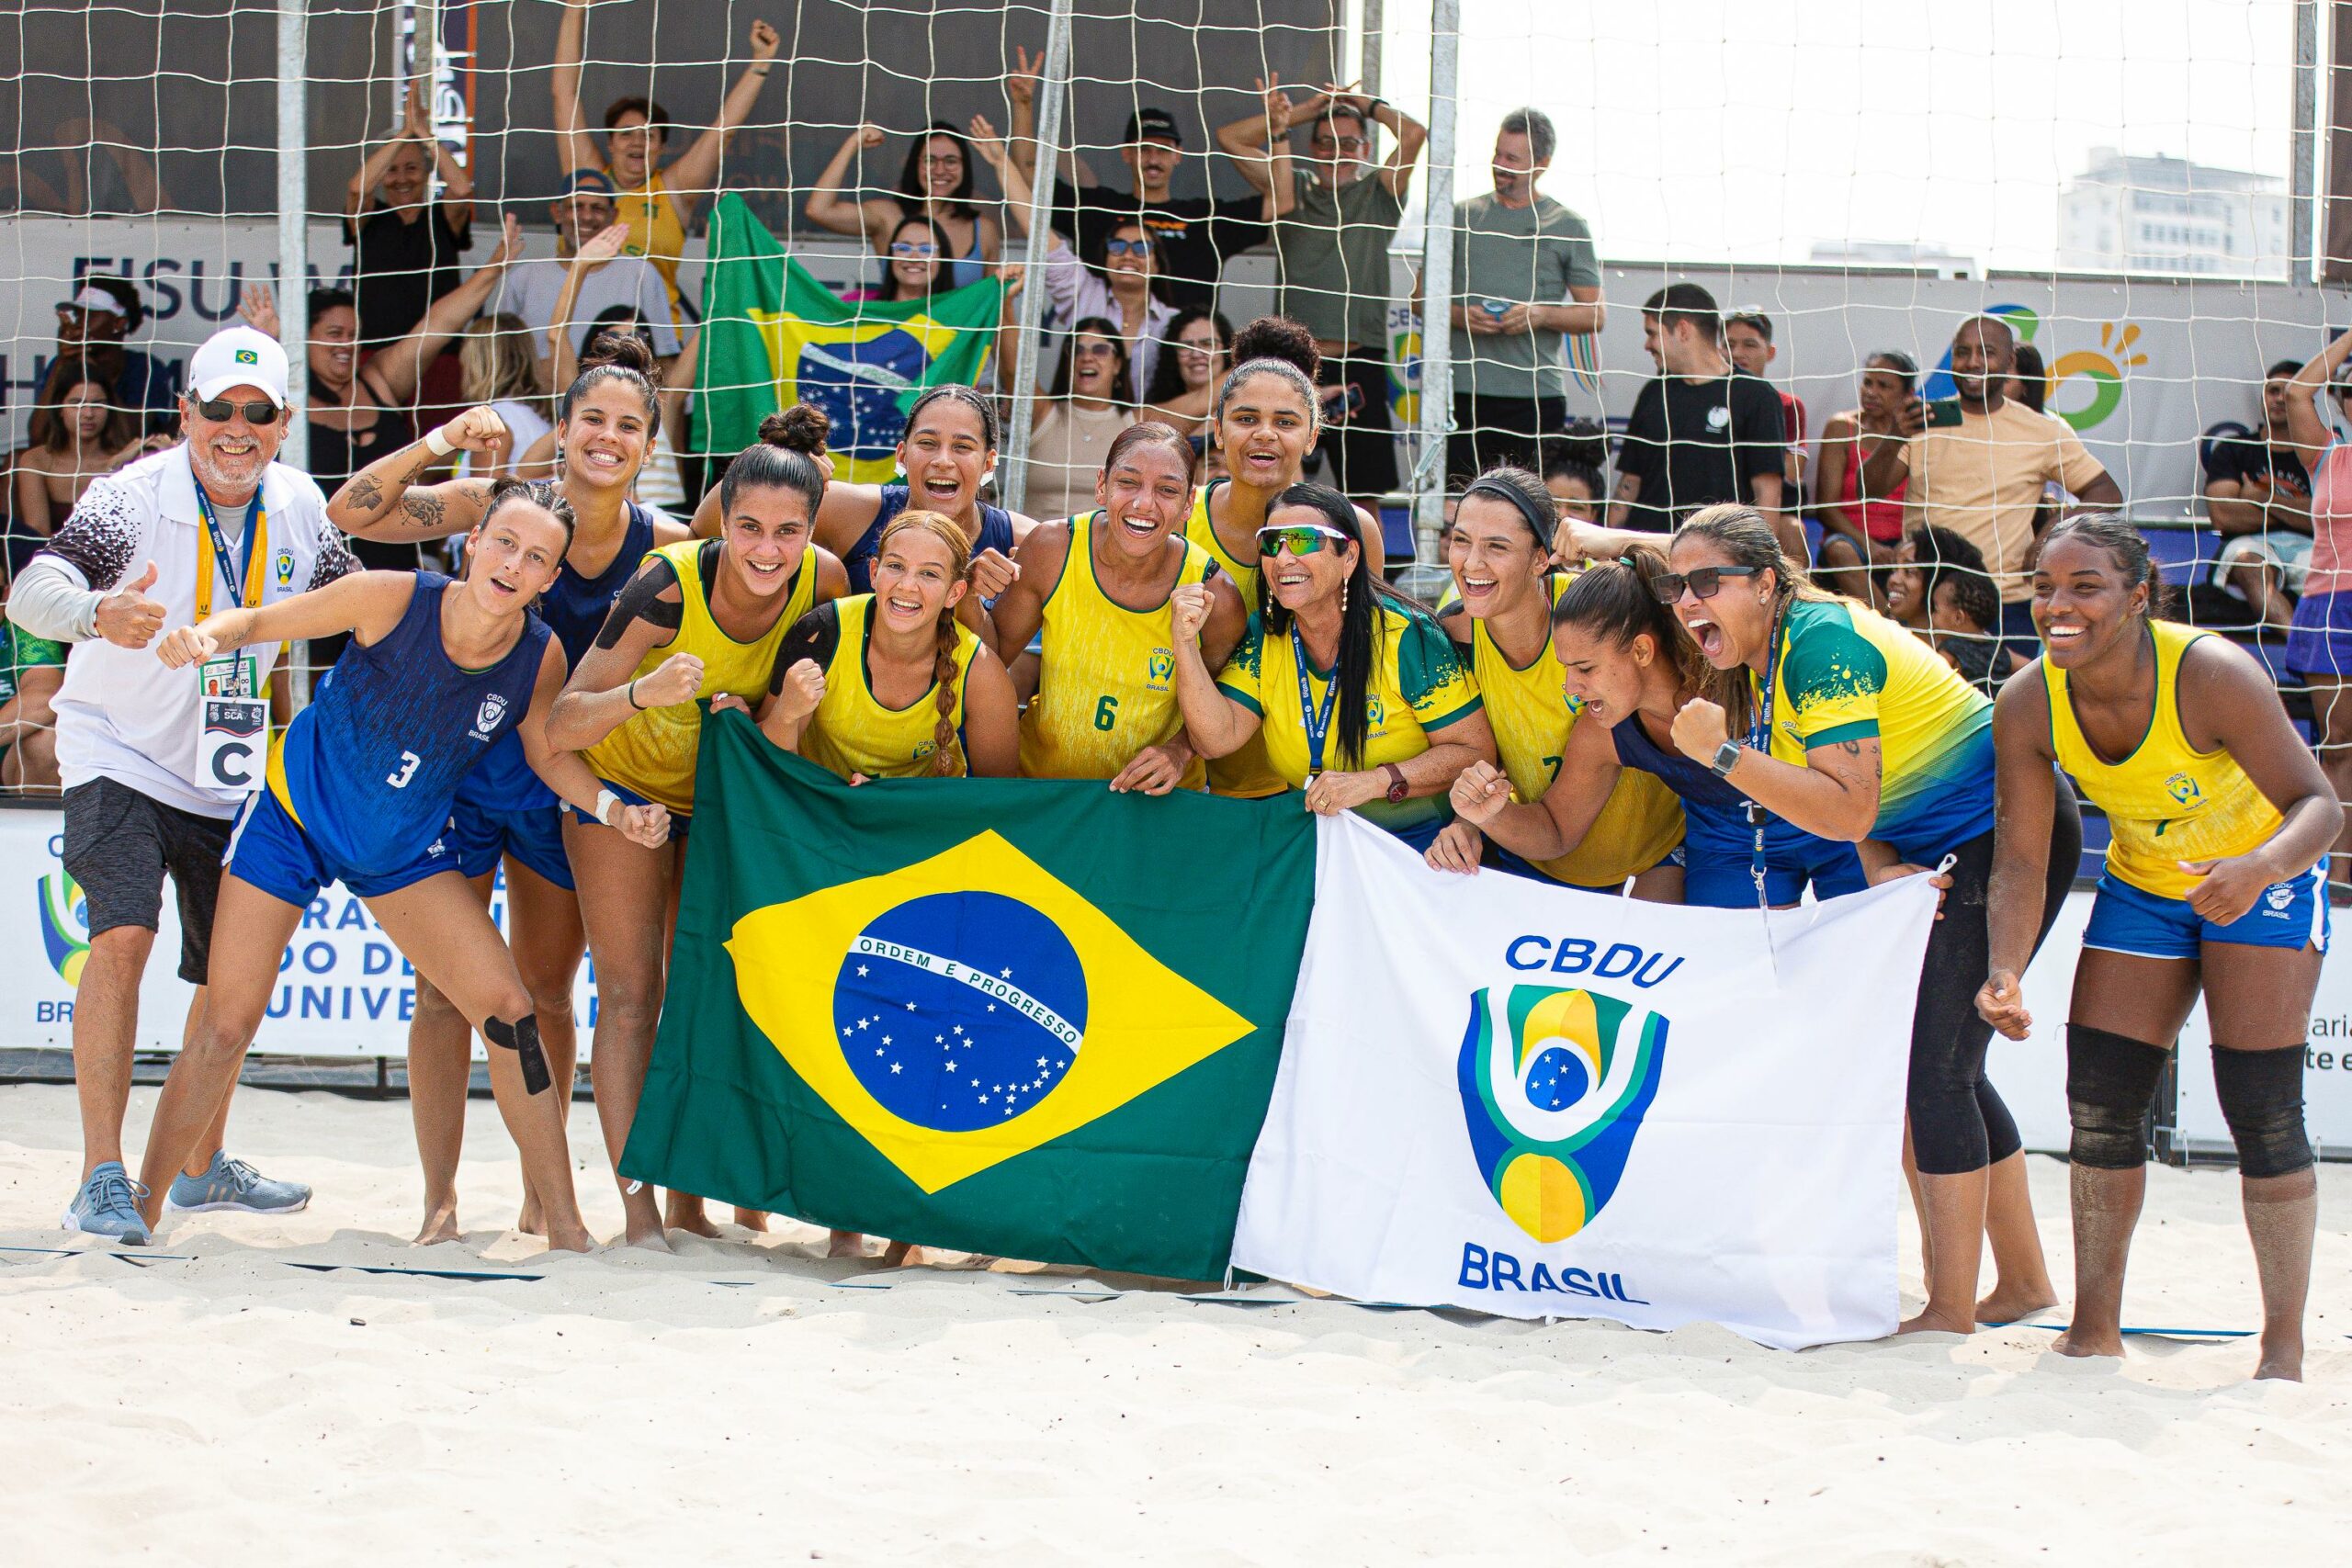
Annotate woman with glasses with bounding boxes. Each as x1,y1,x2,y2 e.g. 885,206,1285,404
869,214,948,302
1023,318,1138,523
1592,503,2082,1338
2281,326,2352,880
1171,482,1494,849
808,120,1002,290
1143,308,1234,462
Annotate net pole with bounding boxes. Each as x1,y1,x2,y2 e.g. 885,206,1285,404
1413,0,1460,549
277,0,309,473
1358,0,1383,97
2294,0,2319,283
1001,0,1076,513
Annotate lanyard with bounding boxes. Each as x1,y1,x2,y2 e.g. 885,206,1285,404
1291,625,1339,778
193,485,267,621
1746,602,1786,916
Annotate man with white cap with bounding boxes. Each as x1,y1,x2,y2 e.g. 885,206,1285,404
54,275,176,431
7,324,356,1244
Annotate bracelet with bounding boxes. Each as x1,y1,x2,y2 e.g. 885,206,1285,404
423,426,456,457
594,788,621,826
626,677,644,710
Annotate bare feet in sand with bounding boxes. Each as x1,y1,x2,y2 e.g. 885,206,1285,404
733,1207,772,1233
664,1193,723,1239
413,1201,462,1247
516,1197,544,1237
1973,1285,2058,1325
879,1240,926,1269
1896,1307,1976,1337
2051,1325,2124,1359
2254,1332,2303,1382
827,1229,865,1258
546,1222,595,1254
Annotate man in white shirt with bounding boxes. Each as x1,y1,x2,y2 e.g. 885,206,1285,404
8,325,356,1244
488,169,682,391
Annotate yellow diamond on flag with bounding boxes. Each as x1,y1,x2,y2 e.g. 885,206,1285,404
727,829,1253,1193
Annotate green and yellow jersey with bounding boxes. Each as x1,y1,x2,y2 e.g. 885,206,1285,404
1185,481,1286,799
790,594,984,780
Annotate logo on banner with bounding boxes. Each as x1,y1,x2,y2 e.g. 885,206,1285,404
1456,984,1668,1244
38,869,91,985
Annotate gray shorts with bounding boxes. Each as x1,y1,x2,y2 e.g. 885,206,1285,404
60,776,232,984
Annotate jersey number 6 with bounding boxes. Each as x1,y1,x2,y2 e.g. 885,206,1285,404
1093,694,1119,732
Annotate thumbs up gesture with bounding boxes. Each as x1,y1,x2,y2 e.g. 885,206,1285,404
96,561,165,649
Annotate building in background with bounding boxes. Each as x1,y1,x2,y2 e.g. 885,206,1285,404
2057,148,2288,278
1806,240,1977,278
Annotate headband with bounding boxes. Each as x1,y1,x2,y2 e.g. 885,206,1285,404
1460,478,1554,547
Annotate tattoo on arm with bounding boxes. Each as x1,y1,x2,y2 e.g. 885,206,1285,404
1838,740,1861,756
400,492,447,533
592,558,684,649
344,475,384,518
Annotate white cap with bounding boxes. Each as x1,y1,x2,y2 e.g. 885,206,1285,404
187,325,290,408
62,284,125,315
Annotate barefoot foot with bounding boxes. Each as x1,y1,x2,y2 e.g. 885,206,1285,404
827,1229,866,1258
733,1207,772,1233
621,1216,675,1253
1974,1285,2059,1325
1896,1306,1977,1336
2052,1326,2125,1359
665,1195,722,1239
878,1239,926,1269
2254,1334,2304,1382
546,1222,594,1254
516,1197,545,1237
413,1201,461,1247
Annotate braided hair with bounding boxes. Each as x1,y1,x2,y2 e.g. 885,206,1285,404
876,508,974,775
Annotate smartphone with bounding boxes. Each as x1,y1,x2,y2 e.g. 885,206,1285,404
1926,397,1966,429
1482,299,1510,318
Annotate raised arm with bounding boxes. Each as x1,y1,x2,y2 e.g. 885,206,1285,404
546,555,702,750
551,0,600,175
326,406,505,540
548,221,633,394
155,569,417,669
968,517,1064,660
1169,582,1261,759
1365,93,1428,199
1450,705,1624,866
410,81,476,227
806,125,894,245
660,18,780,210
345,135,412,220
364,215,523,407
2286,330,2352,470
1216,79,1313,199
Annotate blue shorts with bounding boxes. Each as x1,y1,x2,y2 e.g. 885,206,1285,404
224,787,458,908
2083,863,2331,962
2286,588,2352,681
446,797,575,891
1681,808,1869,909
569,776,690,840
1484,841,1627,895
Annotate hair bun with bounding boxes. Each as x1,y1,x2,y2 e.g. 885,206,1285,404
1229,315,1319,382
580,331,655,378
760,402,831,454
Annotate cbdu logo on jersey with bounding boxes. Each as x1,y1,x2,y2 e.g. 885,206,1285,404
469,693,509,742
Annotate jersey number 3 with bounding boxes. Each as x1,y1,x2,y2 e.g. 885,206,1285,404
387,750,423,789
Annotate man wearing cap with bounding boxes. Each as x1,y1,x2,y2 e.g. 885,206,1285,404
55,275,177,432
7,325,356,1245
1006,60,1294,313
485,169,681,391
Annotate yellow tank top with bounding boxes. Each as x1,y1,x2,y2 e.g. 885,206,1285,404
1185,481,1284,798
1469,577,1685,887
2044,618,2286,900
802,595,983,780
614,169,687,319
1020,512,1217,784
582,538,816,812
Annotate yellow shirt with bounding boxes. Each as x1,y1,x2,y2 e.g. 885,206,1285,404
1019,511,1217,784
1185,480,1286,798
1216,603,1482,834
1904,400,2107,603
798,594,984,780
615,170,688,321
582,538,817,812
1465,578,1684,887
2045,618,2286,901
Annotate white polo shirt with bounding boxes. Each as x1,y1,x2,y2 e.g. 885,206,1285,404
27,445,356,818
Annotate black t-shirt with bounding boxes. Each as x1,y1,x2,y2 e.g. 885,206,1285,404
1053,182,1270,312
345,203,472,347
1614,371,1787,533
2202,431,2312,503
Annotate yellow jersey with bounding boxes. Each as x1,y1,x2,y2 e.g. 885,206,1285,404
797,594,985,780
582,538,817,813
615,169,688,321
1466,578,1684,887
1185,481,1286,798
2045,618,2285,901
1019,511,1218,784
1216,602,1482,835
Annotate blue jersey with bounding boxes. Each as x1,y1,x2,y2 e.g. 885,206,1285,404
271,572,550,874
1611,711,1863,903
842,485,1014,595
456,501,657,813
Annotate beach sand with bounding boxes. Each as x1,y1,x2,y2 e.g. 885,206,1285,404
2,1080,2345,1565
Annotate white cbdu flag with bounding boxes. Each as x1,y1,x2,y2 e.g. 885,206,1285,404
1232,816,1936,1350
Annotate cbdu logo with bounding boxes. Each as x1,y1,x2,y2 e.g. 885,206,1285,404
831,890,1085,1132
38,869,91,985
2165,771,2203,808
1457,983,1667,1244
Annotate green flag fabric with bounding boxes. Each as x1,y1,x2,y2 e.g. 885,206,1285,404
620,711,1317,1281
694,192,1002,479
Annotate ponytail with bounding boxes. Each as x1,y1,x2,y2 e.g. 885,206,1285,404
1553,545,1712,700
875,508,974,774
1673,503,1832,728
2038,511,2171,622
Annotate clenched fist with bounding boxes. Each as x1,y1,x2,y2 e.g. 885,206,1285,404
630,651,705,709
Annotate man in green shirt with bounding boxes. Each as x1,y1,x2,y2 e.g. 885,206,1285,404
1221,83,1426,509
1449,108,1605,484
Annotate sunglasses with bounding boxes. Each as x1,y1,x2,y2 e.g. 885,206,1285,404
1073,341,1120,359
890,241,939,257
1103,238,1152,257
1256,523,1351,557
1648,564,1761,604
195,398,281,425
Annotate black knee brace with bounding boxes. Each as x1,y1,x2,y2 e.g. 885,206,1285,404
2065,1024,2170,1170
483,1013,552,1096
2211,1044,2313,1179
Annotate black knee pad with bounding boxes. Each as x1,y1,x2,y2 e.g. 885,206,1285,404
2065,1024,2170,1170
483,1013,553,1097
2211,1044,2313,1179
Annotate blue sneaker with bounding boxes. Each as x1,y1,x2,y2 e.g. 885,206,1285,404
165,1152,311,1215
62,1161,152,1246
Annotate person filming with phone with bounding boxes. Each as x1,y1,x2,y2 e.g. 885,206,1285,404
1862,314,2122,658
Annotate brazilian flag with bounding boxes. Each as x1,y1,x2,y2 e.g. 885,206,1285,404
621,712,1316,1281
694,192,1002,479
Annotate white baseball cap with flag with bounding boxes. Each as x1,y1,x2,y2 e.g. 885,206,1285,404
187,324,291,409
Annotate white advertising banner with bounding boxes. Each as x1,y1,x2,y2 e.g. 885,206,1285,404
0,805,597,1057
1232,816,1936,1350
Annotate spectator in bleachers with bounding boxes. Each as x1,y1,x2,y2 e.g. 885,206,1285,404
13,356,141,537
1610,282,1798,556
2007,342,2050,413
343,78,475,411
1906,524,2022,694
2280,329,2352,875
1143,307,1232,446
1446,108,1603,485
487,180,682,392
552,0,778,318
450,316,551,483
1724,308,1804,497
809,121,1002,288
1813,349,1916,604
1541,450,1603,523
0,610,62,793
1005,55,1294,313
2203,359,2313,630
53,276,175,432
1023,318,1137,522
1219,83,1427,511
1863,314,2121,652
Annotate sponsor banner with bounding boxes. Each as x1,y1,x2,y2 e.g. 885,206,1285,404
1232,816,1935,1350
3,806,596,1057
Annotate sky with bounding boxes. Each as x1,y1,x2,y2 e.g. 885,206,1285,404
1370,0,2297,269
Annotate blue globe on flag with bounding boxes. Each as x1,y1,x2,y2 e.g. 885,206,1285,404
794,327,930,465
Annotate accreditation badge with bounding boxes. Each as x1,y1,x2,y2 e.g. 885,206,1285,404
197,652,266,795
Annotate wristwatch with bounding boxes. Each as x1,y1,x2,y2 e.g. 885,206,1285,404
1710,739,1743,779
1381,762,1408,804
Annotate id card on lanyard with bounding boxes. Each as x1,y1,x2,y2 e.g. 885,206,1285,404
193,486,272,795
1291,626,1338,780
1744,604,1785,915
